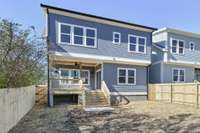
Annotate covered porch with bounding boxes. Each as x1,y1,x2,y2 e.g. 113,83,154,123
48,53,110,107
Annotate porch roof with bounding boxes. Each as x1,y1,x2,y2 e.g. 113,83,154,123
49,51,151,66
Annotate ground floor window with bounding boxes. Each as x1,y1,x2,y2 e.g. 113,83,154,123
118,68,136,85
60,69,90,85
195,68,200,81
172,68,185,82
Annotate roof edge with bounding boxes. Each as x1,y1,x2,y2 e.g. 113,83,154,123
40,3,157,31
153,27,200,39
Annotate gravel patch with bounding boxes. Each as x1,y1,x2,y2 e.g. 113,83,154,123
9,101,200,133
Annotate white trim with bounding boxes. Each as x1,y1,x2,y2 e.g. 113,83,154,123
172,68,185,83
153,27,200,39
152,43,167,51
112,32,121,44
151,60,163,65
111,92,147,95
170,38,185,55
49,51,151,66
168,59,200,66
57,22,97,48
189,41,195,51
95,68,102,89
128,34,147,54
117,67,136,85
45,8,155,33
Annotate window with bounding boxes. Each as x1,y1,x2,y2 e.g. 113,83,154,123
60,69,89,85
81,70,90,85
74,26,84,45
118,68,136,85
128,35,146,53
58,22,97,48
189,42,195,51
172,68,185,82
113,32,121,44
59,24,71,44
86,28,96,47
171,39,185,54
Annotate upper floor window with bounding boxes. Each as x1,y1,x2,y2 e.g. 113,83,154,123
189,42,195,51
128,35,146,53
118,68,136,85
60,24,71,44
172,68,185,82
58,22,97,48
113,32,121,44
171,39,184,54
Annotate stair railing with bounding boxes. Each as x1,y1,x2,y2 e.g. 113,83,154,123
101,81,111,105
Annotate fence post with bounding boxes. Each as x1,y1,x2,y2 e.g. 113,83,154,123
171,83,173,103
197,84,199,108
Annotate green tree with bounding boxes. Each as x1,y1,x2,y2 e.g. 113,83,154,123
0,19,46,88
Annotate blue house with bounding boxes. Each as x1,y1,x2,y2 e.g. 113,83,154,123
41,4,156,106
150,27,200,83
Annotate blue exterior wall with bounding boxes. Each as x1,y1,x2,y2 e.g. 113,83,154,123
103,63,147,93
151,31,200,83
167,32,200,62
162,64,194,83
48,13,152,61
151,45,164,63
149,63,161,83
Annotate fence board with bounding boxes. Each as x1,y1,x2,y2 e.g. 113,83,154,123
148,83,200,107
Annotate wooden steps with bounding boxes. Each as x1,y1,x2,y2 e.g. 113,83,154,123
85,90,109,107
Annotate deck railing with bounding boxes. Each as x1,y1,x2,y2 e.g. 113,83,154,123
49,77,84,90
101,81,111,105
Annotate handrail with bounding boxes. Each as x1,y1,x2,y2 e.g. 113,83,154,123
101,81,111,105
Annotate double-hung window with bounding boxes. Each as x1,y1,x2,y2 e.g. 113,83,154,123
59,24,71,44
113,32,121,44
118,68,136,85
58,22,97,48
172,68,185,82
60,69,90,85
86,28,96,47
73,26,84,45
189,42,195,51
128,35,146,53
171,39,185,54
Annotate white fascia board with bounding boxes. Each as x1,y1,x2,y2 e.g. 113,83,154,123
110,92,147,96
49,51,151,66
154,27,200,39
167,59,200,67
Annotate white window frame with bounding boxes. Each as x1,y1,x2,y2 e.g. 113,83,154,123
58,23,72,45
128,34,146,54
58,22,97,48
113,32,121,44
189,42,195,51
172,68,185,82
59,68,90,85
117,68,136,85
170,38,185,55
73,25,84,46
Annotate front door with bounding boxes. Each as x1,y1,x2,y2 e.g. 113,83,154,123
96,70,101,89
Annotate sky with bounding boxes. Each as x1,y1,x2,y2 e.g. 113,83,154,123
0,0,200,36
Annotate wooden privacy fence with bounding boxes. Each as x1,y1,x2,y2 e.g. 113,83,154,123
148,83,200,107
36,85,47,105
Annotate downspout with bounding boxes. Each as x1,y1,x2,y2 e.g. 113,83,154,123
46,8,50,106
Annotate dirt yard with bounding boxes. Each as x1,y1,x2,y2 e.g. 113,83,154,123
9,101,200,133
